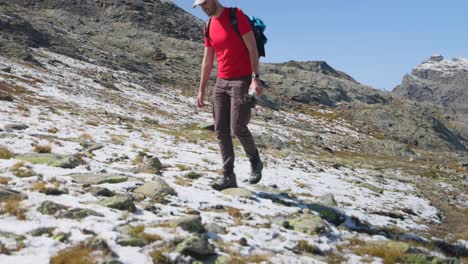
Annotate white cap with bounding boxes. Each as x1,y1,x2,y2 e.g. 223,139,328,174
192,0,206,8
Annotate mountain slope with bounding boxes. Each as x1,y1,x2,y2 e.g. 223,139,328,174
0,47,466,264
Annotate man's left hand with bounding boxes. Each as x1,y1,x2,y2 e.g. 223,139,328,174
249,78,264,96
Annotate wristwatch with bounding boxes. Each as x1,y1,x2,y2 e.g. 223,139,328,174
252,73,260,79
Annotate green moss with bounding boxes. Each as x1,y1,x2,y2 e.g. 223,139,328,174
97,177,128,184
176,164,191,171
184,171,203,180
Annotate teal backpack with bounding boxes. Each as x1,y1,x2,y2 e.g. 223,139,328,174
205,7,268,57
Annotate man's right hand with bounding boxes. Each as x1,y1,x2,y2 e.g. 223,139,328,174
196,92,206,108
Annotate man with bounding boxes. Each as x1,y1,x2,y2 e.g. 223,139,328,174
194,0,264,191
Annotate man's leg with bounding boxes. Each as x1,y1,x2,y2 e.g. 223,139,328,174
229,77,263,184
211,78,237,190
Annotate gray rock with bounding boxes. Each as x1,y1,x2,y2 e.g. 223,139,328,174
133,178,176,202
79,139,104,151
1,66,11,73
239,237,248,247
85,186,115,197
116,237,146,247
98,196,136,212
15,153,80,169
288,214,330,235
37,201,68,215
53,232,71,242
68,173,128,185
167,215,205,233
221,188,252,199
318,193,338,207
0,231,26,252
305,202,346,226
60,208,104,219
43,187,69,196
0,93,14,102
134,157,163,174
205,223,227,235
0,187,26,201
4,124,28,130
29,227,55,237
177,234,215,259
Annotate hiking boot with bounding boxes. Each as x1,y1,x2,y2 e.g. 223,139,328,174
211,172,238,191
248,154,263,184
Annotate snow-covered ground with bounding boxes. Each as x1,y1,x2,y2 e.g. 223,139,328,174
0,49,464,263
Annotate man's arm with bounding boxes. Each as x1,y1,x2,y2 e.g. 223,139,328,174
242,31,263,96
197,47,215,108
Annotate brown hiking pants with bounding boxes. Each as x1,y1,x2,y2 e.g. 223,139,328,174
213,76,258,174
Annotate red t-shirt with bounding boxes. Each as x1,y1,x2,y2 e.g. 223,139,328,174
204,8,252,79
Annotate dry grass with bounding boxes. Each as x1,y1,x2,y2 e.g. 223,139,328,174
33,144,52,153
227,207,243,219
110,134,126,145
215,240,271,263
245,254,271,263
301,106,340,120
0,145,13,159
297,240,321,254
150,248,171,264
0,197,26,220
0,80,34,97
80,133,93,139
175,164,191,171
133,154,144,165
130,225,162,243
174,177,192,187
48,127,59,134
10,162,35,178
31,181,47,193
50,245,95,264
0,177,11,185
85,120,100,126
348,238,406,264
16,104,30,112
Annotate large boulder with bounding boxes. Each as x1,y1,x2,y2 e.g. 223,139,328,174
287,214,330,235
132,178,176,202
98,196,136,212
68,173,128,185
176,234,215,260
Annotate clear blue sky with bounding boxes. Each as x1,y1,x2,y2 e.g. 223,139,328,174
174,0,468,90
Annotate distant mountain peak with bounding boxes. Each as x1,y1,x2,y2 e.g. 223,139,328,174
393,54,468,114
416,54,468,74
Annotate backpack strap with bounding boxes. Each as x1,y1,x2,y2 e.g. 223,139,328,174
229,7,241,37
204,17,212,40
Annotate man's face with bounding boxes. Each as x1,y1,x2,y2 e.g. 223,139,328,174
200,0,217,17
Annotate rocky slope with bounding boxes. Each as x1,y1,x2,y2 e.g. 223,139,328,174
0,46,466,264
393,55,468,114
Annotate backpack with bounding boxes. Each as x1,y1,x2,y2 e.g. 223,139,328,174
204,7,268,57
